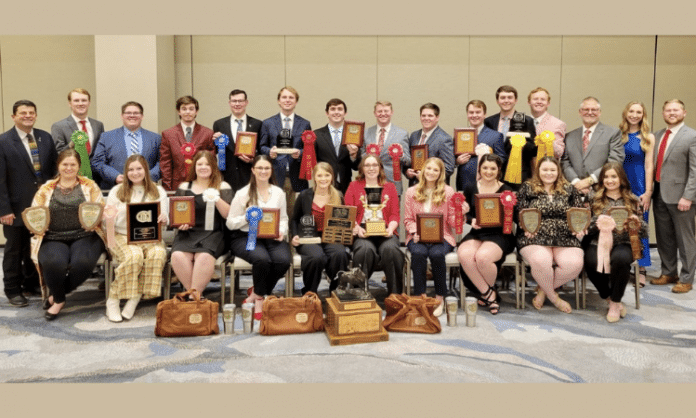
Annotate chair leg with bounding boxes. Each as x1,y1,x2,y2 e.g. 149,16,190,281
404,256,411,296
574,276,580,309
634,263,640,309
104,259,111,300
163,263,172,301
285,265,293,298
219,262,226,308
581,271,587,309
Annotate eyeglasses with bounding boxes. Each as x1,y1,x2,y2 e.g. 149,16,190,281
580,108,600,114
229,100,247,104
123,112,142,116
254,166,272,171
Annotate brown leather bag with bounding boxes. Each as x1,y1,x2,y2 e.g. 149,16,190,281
259,291,324,335
154,289,219,337
382,293,441,333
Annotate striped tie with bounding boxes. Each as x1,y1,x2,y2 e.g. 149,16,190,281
235,119,243,138
27,133,42,177
129,132,138,155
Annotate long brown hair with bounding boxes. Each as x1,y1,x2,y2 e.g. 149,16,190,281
619,101,653,152
355,154,387,185
414,157,446,205
185,150,222,189
591,162,640,217
54,149,81,180
116,154,160,203
312,162,342,206
247,154,276,208
528,156,569,195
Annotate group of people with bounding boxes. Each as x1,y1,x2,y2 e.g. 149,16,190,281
1,83,694,326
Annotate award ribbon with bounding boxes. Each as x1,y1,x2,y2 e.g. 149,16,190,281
503,135,526,184
499,191,517,234
366,143,380,156
626,217,642,261
451,192,466,234
388,143,403,181
245,206,264,251
535,130,555,161
299,131,317,180
103,205,118,249
181,143,197,176
71,130,93,179
202,188,220,231
214,134,229,171
596,214,616,273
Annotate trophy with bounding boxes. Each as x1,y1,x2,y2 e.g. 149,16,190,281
507,112,531,137
298,215,322,245
276,128,294,154
359,187,388,236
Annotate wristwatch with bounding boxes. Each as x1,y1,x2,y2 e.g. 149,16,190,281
587,177,595,186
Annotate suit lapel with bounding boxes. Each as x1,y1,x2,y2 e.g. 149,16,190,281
663,128,683,161
11,130,36,173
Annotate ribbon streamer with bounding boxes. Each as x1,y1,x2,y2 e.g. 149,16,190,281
71,130,93,179
499,191,517,234
299,131,317,180
597,215,616,273
388,143,403,181
181,143,197,176
202,188,220,230
103,205,118,249
246,206,264,251
214,134,229,171
535,130,555,161
451,192,466,234
503,135,526,184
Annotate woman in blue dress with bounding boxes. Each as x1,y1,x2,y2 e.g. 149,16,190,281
619,101,655,287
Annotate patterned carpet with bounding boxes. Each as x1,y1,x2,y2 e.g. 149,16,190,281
1,249,695,383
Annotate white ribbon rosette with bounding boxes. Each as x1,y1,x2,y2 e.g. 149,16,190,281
202,188,220,230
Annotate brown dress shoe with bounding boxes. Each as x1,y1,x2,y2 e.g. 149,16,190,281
650,275,678,285
672,283,693,293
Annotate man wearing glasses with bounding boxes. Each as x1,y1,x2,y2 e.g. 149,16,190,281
92,101,161,189
561,96,623,194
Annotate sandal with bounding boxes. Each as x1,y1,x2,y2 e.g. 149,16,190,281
532,286,546,310
550,292,572,314
478,286,500,315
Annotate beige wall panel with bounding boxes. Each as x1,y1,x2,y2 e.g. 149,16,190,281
469,36,563,119
156,36,176,132
174,35,193,100
559,36,656,130
0,36,96,133
376,36,468,134
285,36,378,129
190,36,286,127
654,36,696,131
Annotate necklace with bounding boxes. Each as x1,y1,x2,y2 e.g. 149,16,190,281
58,181,77,195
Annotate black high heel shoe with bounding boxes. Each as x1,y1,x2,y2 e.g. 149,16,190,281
44,311,59,321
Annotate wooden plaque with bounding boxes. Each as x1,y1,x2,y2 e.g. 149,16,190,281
257,208,280,239
416,213,444,243
21,206,50,235
474,193,502,227
411,144,429,172
78,202,104,230
341,121,365,148
126,202,161,244
567,207,591,234
454,128,477,156
608,206,629,232
234,132,257,158
519,208,541,234
322,204,357,245
169,196,195,228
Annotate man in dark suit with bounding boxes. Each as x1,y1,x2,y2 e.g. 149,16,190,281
456,100,506,192
313,98,361,195
51,88,105,185
161,95,215,191
650,99,696,293
91,101,161,189
405,103,454,187
212,89,262,193
561,96,624,194
0,100,57,306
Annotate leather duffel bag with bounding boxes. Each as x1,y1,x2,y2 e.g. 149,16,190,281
259,291,324,335
382,293,441,333
155,289,219,337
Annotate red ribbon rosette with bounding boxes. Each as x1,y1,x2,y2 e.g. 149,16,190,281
181,143,197,175
299,130,317,180
451,192,466,234
366,143,380,156
388,143,403,181
499,191,517,234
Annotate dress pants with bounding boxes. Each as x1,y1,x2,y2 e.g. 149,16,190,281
407,241,453,297
230,233,291,296
296,242,349,294
653,182,696,285
2,224,39,297
584,243,632,302
352,235,404,294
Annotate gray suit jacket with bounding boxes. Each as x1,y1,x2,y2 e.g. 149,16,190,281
51,115,105,156
561,121,624,182
361,124,410,194
654,125,696,204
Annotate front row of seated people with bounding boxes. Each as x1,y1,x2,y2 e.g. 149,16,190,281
30,148,645,324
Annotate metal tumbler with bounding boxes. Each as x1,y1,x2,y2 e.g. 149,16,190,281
445,296,458,326
241,302,254,334
465,296,478,327
223,303,236,335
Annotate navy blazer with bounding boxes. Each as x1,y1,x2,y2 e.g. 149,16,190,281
314,124,362,195
0,127,57,226
406,126,455,186
91,126,161,189
455,126,506,192
484,111,538,184
212,115,262,192
259,113,312,192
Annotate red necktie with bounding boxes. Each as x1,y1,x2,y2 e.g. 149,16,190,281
655,129,672,182
582,129,591,153
80,120,90,154
378,128,385,151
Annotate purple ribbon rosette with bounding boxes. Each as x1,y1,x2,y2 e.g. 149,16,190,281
245,205,264,251
214,134,229,171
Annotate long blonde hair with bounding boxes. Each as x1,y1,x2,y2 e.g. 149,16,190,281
619,101,653,152
116,154,160,203
414,157,446,206
312,162,342,205
528,156,569,195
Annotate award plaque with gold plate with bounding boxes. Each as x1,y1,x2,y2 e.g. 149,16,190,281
519,208,541,234
78,202,104,230
257,208,280,239
341,121,365,148
475,193,502,227
126,202,161,244
21,206,50,235
234,132,257,158
360,187,388,237
454,128,477,156
411,144,428,172
567,207,591,234
322,204,357,245
169,196,195,228
416,213,444,243
608,206,629,232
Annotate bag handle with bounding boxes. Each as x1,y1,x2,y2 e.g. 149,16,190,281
173,288,202,303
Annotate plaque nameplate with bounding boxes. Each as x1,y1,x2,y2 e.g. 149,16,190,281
341,121,365,148
454,128,477,156
21,206,50,235
411,144,429,172
78,202,104,230
519,208,541,234
567,207,591,234
234,131,257,158
257,208,280,239
322,204,357,245
475,193,502,227
169,196,195,228
126,202,162,244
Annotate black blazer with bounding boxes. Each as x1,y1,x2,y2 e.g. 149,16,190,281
314,125,362,195
290,188,344,238
212,115,262,192
484,111,538,183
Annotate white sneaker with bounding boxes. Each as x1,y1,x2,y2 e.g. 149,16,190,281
121,295,141,320
433,301,445,317
106,298,122,322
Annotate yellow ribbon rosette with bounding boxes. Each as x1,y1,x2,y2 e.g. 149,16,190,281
504,134,526,184
535,130,555,161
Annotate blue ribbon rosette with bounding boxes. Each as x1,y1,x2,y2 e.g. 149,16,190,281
245,205,264,251
214,134,229,171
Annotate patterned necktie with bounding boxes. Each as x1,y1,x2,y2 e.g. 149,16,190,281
80,120,90,154
235,119,243,138
501,117,510,136
418,132,427,145
129,132,138,155
185,126,192,142
378,128,386,151
283,117,290,129
332,129,341,155
582,129,591,153
27,133,42,177
655,129,672,182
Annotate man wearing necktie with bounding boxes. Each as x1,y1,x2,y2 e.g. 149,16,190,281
51,88,105,185
528,87,566,159
313,98,361,195
405,103,454,187
161,96,214,191
650,99,696,293
0,100,57,306
91,101,161,189
213,89,262,193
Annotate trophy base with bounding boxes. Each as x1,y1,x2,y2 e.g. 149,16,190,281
298,237,322,245
275,148,295,154
505,131,530,138
331,290,376,308
364,221,387,237
325,294,387,346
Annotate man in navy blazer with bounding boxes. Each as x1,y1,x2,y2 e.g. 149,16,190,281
259,86,311,192
405,103,455,187
91,101,161,189
456,100,506,192
212,89,262,193
0,100,57,306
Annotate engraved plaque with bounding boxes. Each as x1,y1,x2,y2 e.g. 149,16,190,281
475,193,502,227
608,206,629,232
78,202,103,230
322,204,357,245
454,127,477,156
21,206,50,235
416,213,444,243
169,196,195,228
519,208,541,234
411,144,428,172
567,207,591,234
234,132,257,158
126,202,162,244
341,121,365,148
257,208,280,239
